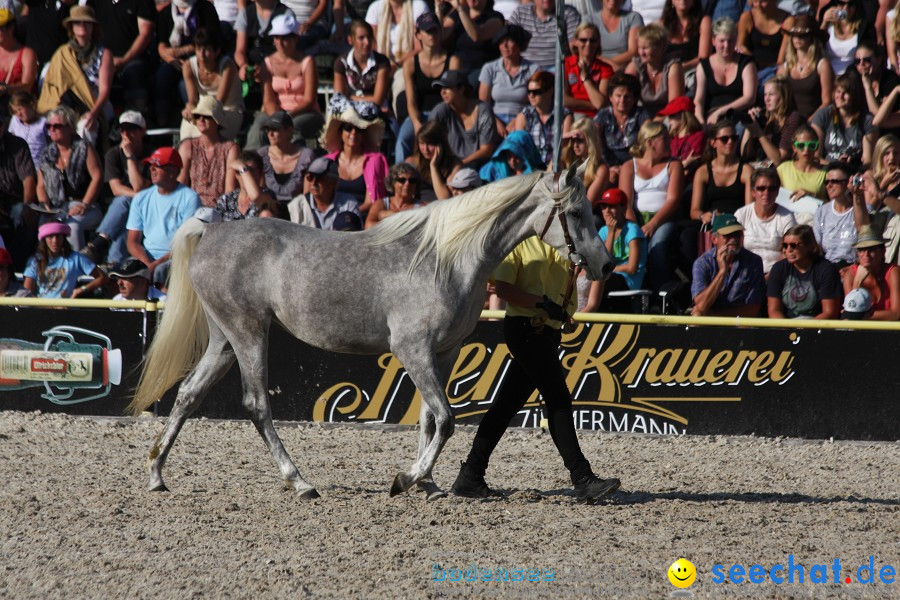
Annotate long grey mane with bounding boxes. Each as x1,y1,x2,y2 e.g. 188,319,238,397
366,171,585,284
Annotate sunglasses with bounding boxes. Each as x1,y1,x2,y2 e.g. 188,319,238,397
47,123,67,130
578,37,599,43
341,123,363,133
782,242,802,250
527,88,547,96
825,178,848,185
793,140,819,151
854,56,874,65
394,177,418,184
715,134,739,143
754,185,778,192
193,114,214,121
305,173,327,181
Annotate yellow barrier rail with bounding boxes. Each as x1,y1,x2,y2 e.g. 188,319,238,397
3,299,899,331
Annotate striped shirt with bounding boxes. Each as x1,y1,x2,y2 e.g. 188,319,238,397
508,4,580,69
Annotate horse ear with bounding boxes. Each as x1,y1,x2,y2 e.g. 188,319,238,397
565,162,578,187
574,159,587,180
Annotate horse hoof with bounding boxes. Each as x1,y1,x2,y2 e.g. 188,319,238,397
426,490,448,501
390,473,413,497
298,488,320,500
148,482,169,492
417,479,447,501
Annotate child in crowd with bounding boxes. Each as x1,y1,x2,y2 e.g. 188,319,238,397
7,91,46,168
23,222,105,298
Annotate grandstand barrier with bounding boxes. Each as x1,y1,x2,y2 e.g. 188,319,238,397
1,299,898,441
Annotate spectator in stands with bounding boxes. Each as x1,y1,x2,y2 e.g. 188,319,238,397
215,152,279,221
887,0,900,75
660,0,710,76
841,224,900,320
366,0,428,112
820,0,862,77
778,15,833,120
397,12,460,164
625,24,684,118
620,119,684,292
0,102,36,269
36,106,102,251
812,162,857,269
438,0,503,82
178,97,238,207
0,6,37,99
234,0,294,82
579,187,646,313
126,147,202,287
180,26,243,141
0,247,31,297
562,23,612,118
20,0,75,68
38,6,113,146
155,0,221,128
479,130,544,183
507,0,579,70
855,42,897,115
741,77,804,166
853,151,900,266
767,224,842,319
479,25,537,136
777,125,827,201
23,221,105,297
214,0,239,45
333,20,390,110
279,0,330,51
691,213,765,316
7,91,46,169
593,73,648,174
405,120,461,201
245,13,324,150
429,70,501,169
810,72,874,169
447,167,482,196
695,17,757,125
595,0,642,72
866,134,900,200
560,120,608,206
365,162,426,228
736,0,788,90
109,257,165,301
513,71,572,167
257,110,314,202
320,93,388,214
735,166,796,274
660,96,704,178
289,156,362,228
91,0,155,116
81,111,153,267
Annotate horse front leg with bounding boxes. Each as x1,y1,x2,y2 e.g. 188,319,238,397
390,346,457,497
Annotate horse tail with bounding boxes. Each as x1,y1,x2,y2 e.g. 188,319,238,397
128,218,210,416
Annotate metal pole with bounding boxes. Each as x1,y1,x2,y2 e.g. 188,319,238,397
553,0,564,174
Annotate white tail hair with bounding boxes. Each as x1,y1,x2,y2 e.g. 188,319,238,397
128,218,209,415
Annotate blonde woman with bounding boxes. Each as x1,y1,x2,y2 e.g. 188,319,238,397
694,17,757,125
742,76,804,165
560,119,609,204
857,135,900,263
365,0,428,112
819,0,862,76
625,24,684,117
619,119,685,291
886,0,900,75
778,15,833,119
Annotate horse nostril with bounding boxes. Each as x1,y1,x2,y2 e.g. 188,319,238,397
601,262,614,278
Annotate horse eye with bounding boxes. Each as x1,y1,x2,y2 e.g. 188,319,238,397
570,210,582,220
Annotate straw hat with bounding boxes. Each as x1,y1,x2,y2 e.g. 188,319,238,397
192,96,225,127
853,224,886,249
63,5,99,26
319,93,384,151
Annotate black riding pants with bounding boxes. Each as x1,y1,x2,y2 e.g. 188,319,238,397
465,316,592,483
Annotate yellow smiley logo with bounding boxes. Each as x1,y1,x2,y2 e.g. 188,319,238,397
668,558,697,588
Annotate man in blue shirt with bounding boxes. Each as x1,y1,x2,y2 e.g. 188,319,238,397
691,214,765,317
126,147,201,289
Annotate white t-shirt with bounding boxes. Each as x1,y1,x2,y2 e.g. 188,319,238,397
621,0,665,26
365,0,428,59
735,204,797,273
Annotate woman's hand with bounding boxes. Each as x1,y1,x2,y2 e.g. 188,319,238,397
746,107,765,136
701,210,714,225
182,102,195,121
789,188,812,202
81,111,96,134
68,203,87,216
69,285,86,299
641,222,657,238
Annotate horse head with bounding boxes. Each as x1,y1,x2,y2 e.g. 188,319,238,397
535,166,614,281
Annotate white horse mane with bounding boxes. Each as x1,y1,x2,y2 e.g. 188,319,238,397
367,171,584,283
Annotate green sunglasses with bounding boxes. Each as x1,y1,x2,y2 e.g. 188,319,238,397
793,140,819,151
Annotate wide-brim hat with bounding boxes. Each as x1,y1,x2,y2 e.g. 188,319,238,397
319,93,385,151
192,95,225,126
63,5,99,26
853,224,886,249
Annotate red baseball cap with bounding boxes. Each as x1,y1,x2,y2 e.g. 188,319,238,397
143,147,183,169
597,188,627,206
657,96,695,116
0,247,12,267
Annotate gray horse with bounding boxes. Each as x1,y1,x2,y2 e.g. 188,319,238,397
130,168,614,499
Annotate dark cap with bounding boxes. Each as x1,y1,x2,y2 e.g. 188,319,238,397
109,258,150,280
264,110,294,131
333,211,363,231
432,70,468,89
415,11,440,32
307,156,338,178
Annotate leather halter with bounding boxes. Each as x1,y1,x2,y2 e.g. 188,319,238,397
538,179,585,327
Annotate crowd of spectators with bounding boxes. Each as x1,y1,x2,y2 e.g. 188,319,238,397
0,0,899,320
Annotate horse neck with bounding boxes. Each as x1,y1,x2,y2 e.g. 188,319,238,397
471,194,547,283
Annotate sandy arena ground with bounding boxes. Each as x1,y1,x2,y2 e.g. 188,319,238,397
0,410,898,599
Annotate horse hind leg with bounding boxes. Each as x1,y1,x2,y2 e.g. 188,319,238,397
148,322,235,491
232,329,319,499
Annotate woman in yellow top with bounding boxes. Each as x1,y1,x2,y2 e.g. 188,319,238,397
776,125,826,201
451,236,621,502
